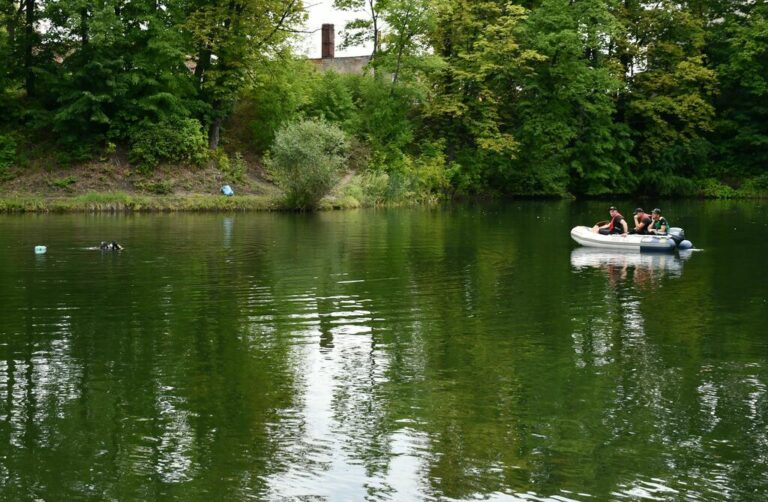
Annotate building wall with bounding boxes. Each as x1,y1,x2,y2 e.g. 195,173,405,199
308,56,371,75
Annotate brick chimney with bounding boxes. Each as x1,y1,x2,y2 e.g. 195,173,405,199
321,24,335,59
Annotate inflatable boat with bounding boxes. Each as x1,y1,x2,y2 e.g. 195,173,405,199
570,226,690,253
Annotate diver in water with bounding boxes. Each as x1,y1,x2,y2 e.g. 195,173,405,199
100,241,124,251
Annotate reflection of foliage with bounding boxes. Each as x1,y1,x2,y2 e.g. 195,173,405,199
1,206,767,499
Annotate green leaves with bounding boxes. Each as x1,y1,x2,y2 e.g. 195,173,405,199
0,0,766,195
623,1,718,192
708,1,768,177
128,118,209,172
428,1,532,159
266,119,350,210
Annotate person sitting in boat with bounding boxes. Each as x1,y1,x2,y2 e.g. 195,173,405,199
593,206,628,235
632,208,653,234
647,208,668,235
100,241,123,251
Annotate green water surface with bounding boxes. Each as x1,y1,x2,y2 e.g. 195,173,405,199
1,201,766,500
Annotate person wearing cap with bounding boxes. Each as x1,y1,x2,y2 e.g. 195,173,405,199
632,208,653,235
647,208,668,235
594,206,628,235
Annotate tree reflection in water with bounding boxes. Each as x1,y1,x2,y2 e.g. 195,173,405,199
0,207,765,501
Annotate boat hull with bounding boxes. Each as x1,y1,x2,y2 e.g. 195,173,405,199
570,226,677,253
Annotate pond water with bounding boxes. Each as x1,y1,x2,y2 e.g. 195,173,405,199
0,201,767,500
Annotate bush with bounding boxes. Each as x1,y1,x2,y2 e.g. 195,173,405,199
129,118,208,172
241,58,319,153
266,119,349,210
135,180,173,194
341,171,390,206
699,178,737,199
637,170,697,197
0,134,17,175
48,175,78,190
347,77,416,164
747,173,768,190
215,151,247,182
340,149,449,206
302,71,356,125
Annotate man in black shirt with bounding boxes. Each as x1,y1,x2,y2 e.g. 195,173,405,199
594,206,629,235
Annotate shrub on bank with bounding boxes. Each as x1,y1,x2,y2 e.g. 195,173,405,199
128,119,208,172
339,151,449,207
266,119,349,210
215,151,247,182
698,178,738,199
0,134,16,177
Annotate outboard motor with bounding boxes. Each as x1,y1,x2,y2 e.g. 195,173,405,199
668,227,685,245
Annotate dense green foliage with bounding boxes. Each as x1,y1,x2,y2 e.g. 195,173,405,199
0,0,302,160
266,119,349,209
129,119,209,172
0,0,766,199
0,134,16,175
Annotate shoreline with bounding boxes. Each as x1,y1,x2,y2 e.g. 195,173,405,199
0,191,422,212
1,189,765,213
0,193,280,213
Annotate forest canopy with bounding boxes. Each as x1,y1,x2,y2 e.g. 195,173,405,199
1,0,766,198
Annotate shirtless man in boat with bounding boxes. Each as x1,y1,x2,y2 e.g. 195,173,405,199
593,206,628,235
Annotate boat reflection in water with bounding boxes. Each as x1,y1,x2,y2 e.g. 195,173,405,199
570,247,693,288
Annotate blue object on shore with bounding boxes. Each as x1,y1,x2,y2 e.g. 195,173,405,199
221,185,234,196
35,245,47,254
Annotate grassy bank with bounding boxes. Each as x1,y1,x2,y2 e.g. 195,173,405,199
0,159,450,212
0,190,445,213
1,161,764,213
0,158,290,212
0,192,280,212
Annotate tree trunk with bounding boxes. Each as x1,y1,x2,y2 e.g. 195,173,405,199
5,0,16,42
391,37,407,93
80,7,89,45
194,47,212,89
24,0,34,97
368,0,379,76
208,116,221,150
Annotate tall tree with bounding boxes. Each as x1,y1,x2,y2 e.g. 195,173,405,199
426,0,542,193
334,0,383,61
40,0,197,155
620,0,717,194
0,0,22,105
22,0,35,96
374,0,436,91
185,0,305,148
513,0,634,195
707,0,768,179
